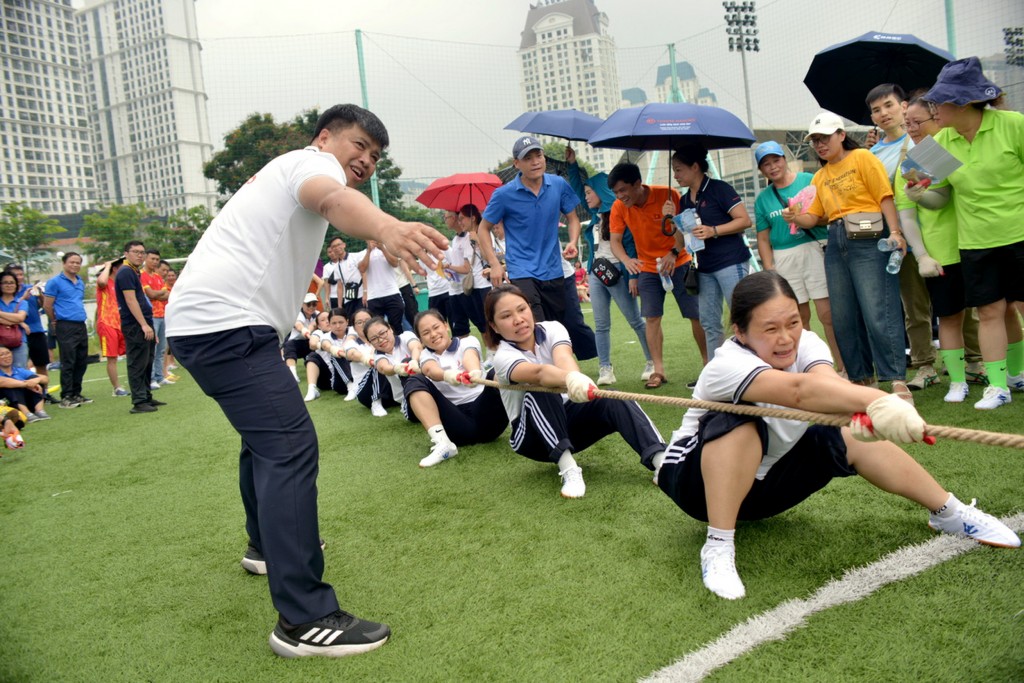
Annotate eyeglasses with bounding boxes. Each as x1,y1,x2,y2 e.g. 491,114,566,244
808,133,835,146
905,116,935,129
367,331,391,344
127,249,146,255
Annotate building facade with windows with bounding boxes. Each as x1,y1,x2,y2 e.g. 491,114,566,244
76,0,216,214
0,0,97,215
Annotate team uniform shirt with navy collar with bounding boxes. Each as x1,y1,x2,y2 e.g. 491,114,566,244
493,320,571,421
342,334,374,385
289,310,317,341
308,328,335,362
419,335,486,406
373,330,419,402
482,173,580,281
678,176,749,273
669,330,834,480
166,146,346,341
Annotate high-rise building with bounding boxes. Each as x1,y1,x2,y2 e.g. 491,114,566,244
76,0,216,214
518,0,621,170
0,0,97,214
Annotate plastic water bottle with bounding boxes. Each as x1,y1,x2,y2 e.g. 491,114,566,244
877,237,904,275
655,257,674,292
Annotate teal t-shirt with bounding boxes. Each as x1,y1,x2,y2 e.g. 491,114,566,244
754,172,827,250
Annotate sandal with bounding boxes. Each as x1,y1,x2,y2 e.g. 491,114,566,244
645,372,668,389
891,380,914,405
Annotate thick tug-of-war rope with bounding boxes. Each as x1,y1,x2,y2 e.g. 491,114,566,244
465,376,1024,450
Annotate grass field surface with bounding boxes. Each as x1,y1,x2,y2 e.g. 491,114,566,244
2,306,1022,682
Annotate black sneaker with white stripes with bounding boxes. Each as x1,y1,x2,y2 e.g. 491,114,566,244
269,609,390,658
240,539,327,576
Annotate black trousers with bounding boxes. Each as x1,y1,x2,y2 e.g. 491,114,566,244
169,326,339,624
427,293,450,323
510,276,597,360
399,284,419,327
122,320,154,406
55,320,88,399
367,293,406,336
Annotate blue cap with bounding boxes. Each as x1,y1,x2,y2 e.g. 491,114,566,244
513,136,543,160
754,140,786,166
923,56,1002,106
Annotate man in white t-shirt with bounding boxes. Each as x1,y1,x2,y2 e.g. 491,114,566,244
358,241,406,335
165,104,447,659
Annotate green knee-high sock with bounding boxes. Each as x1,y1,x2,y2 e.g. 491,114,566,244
940,348,966,383
1007,340,1024,377
985,359,1008,390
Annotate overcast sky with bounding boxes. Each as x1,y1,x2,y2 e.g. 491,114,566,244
77,0,1024,183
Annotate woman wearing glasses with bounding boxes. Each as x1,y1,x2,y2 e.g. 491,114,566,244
361,315,423,418
343,308,385,414
401,309,507,468
782,111,910,401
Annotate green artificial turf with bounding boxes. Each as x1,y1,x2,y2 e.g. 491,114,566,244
2,305,1021,682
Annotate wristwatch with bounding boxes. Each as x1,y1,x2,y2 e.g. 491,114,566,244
669,247,680,257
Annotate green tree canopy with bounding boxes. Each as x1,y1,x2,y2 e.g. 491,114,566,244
146,206,213,259
80,203,159,260
0,202,66,278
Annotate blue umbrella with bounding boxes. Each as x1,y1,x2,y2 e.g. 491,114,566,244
804,32,953,125
504,108,605,142
586,102,755,151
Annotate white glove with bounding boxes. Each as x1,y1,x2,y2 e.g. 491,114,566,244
443,369,461,386
359,350,375,365
865,394,926,443
564,371,597,403
394,363,409,377
407,359,420,374
467,369,482,382
916,254,944,278
848,413,881,443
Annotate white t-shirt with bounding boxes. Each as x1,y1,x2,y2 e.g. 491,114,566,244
342,334,373,385
363,249,400,300
669,331,834,480
445,234,470,296
167,146,344,340
493,320,571,421
373,330,419,402
322,260,344,301
308,328,332,361
339,252,364,303
421,259,449,297
419,335,485,406
454,234,489,290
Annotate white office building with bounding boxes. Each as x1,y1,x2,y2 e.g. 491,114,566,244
76,0,216,214
1,0,97,214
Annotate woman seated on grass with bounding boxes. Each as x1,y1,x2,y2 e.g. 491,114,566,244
303,309,356,403
484,284,667,499
343,308,384,411
403,309,508,468
657,271,1020,601
0,345,50,422
362,315,424,418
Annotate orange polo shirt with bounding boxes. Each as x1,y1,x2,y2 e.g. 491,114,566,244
609,185,690,274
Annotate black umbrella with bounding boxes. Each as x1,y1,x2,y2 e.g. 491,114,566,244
803,31,953,124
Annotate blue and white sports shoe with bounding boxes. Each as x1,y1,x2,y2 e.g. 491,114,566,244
700,543,745,600
1007,373,1024,392
928,498,1021,548
973,385,1011,410
418,440,457,468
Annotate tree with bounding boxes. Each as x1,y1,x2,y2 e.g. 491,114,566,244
0,202,65,279
147,206,213,258
79,203,159,260
203,112,313,203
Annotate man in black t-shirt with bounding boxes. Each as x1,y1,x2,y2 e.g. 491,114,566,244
115,240,160,413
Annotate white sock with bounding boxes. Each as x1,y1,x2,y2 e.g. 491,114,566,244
705,526,736,547
557,449,578,472
289,366,299,379
652,450,666,470
427,425,450,444
932,492,961,518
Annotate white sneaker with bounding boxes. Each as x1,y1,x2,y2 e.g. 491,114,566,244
159,377,176,386
652,466,661,487
344,383,357,402
907,364,940,390
149,381,161,390
419,440,458,468
700,543,746,600
304,386,320,402
943,382,969,403
597,366,616,386
974,385,1011,410
370,400,387,417
559,465,585,498
928,498,1021,548
1007,373,1024,392
640,360,655,382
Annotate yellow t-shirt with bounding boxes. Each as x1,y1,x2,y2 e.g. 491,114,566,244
808,148,893,223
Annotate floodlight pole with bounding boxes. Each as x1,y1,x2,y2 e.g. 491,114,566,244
355,29,380,208
723,1,761,201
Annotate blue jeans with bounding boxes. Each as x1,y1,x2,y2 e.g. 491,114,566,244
698,261,749,360
825,221,906,382
151,317,166,382
588,271,651,368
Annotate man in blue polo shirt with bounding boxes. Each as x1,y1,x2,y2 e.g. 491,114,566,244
478,136,595,358
42,252,90,408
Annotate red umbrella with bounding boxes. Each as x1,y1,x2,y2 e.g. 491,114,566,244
415,173,502,212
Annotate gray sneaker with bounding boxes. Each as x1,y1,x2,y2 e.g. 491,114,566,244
32,410,51,421
59,397,79,409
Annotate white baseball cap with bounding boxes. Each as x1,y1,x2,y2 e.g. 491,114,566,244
803,111,846,141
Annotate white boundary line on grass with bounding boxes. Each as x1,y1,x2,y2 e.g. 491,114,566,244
641,512,1024,683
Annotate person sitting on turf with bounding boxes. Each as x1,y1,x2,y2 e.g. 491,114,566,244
342,308,382,408
362,316,423,418
484,284,667,499
0,345,51,422
1,403,27,450
283,293,320,383
657,270,1021,601
304,309,356,402
403,309,508,468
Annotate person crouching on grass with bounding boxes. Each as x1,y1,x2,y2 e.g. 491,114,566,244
484,284,667,499
362,315,423,418
402,309,508,468
657,271,1020,602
